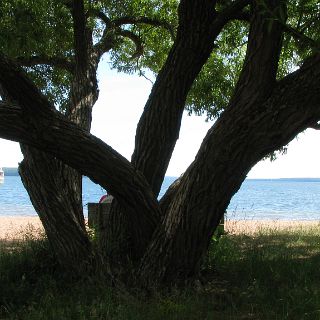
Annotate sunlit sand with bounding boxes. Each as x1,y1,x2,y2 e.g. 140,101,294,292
0,216,43,240
0,216,319,240
225,219,320,235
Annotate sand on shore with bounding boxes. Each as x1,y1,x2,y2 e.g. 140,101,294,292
225,219,320,235
0,216,43,241
0,216,319,240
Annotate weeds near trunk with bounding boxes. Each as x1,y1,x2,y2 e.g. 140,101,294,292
1,221,320,319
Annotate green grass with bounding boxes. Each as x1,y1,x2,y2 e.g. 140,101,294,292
1,224,320,319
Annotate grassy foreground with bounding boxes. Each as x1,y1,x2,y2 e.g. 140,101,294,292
1,223,320,320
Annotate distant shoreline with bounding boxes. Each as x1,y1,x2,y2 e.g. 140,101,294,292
2,167,19,176
4,170,320,180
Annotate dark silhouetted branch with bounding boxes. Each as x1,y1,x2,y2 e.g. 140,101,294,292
15,55,74,72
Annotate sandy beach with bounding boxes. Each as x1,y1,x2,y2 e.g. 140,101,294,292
225,219,320,235
0,216,319,240
0,216,44,240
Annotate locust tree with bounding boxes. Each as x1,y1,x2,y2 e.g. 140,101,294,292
0,0,320,286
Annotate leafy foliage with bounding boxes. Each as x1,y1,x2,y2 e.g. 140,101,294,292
186,20,248,119
0,1,73,108
274,0,320,78
106,0,178,74
0,0,319,116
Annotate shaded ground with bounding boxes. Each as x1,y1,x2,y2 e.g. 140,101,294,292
1,219,320,319
1,215,319,238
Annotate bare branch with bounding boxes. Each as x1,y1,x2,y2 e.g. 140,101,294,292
138,70,154,85
15,55,74,73
113,16,175,40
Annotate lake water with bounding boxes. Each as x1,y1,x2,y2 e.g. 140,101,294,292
0,176,320,220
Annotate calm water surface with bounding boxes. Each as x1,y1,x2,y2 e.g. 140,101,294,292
1,176,320,220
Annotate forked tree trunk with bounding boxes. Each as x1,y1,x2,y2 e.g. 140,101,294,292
138,56,320,284
103,0,247,264
1,0,320,289
1,52,320,285
138,0,288,285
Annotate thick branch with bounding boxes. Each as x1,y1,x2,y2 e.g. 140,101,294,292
15,55,74,72
137,0,289,284
215,0,251,25
0,53,53,114
0,53,161,251
259,0,320,52
0,101,161,238
93,33,116,57
72,0,89,72
139,52,320,284
131,0,250,197
90,11,175,41
231,0,286,103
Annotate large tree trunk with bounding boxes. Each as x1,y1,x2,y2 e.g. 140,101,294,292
16,1,99,271
18,88,97,270
138,55,320,285
138,0,289,285
103,0,250,264
1,0,320,289
19,152,92,269
0,80,90,270
0,52,320,283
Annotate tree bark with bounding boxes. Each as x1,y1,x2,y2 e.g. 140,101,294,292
132,0,250,196
18,153,92,270
104,0,250,264
1,53,320,284
0,52,320,283
0,101,162,228
138,53,320,285
1,0,320,288
8,0,99,270
137,0,310,285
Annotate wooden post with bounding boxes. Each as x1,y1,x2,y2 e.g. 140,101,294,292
88,203,111,230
